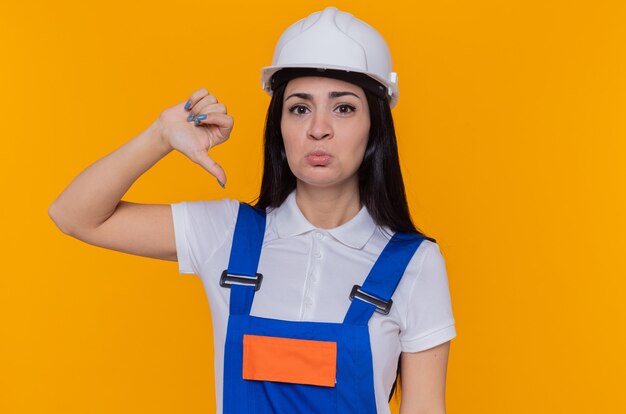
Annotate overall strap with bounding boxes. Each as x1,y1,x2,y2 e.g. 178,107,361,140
344,232,425,325
223,203,267,316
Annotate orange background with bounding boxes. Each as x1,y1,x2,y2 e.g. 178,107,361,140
1,1,625,413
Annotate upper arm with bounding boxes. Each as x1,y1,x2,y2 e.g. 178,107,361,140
397,242,456,413
399,341,451,414
62,201,177,262
399,242,456,353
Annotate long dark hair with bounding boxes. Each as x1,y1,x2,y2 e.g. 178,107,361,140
254,78,430,238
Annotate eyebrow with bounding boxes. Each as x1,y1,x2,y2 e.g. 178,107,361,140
284,91,361,101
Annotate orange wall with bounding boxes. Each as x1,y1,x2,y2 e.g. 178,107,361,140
1,1,625,413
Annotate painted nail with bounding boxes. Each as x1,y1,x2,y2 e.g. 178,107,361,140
184,99,192,110
194,114,207,126
186,112,195,122
217,179,225,189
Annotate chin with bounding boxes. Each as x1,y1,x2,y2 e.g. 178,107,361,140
294,170,355,189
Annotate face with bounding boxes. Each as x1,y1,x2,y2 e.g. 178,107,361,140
281,76,370,190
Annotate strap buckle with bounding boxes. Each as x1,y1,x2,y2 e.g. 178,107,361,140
220,270,263,291
349,285,393,315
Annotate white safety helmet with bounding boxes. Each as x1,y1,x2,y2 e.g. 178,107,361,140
261,6,399,108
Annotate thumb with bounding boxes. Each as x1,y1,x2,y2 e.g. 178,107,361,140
191,150,227,188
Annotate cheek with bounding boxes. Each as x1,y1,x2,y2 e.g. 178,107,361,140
280,120,301,166
280,123,295,150
347,123,370,164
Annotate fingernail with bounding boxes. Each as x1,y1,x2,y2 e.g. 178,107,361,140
194,114,207,126
217,179,225,189
186,112,195,122
184,99,192,110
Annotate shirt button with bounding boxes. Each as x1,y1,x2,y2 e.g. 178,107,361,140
310,273,319,283
315,232,323,240
304,297,313,307
314,251,322,259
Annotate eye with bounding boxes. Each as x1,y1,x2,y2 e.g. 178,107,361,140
334,104,356,114
288,104,310,115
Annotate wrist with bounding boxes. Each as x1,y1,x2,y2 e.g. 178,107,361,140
148,117,174,155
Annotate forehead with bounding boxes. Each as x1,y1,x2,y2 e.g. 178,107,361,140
284,76,365,96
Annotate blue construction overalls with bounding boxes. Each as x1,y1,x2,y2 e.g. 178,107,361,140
220,203,425,413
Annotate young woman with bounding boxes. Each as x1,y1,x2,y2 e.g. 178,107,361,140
49,7,456,414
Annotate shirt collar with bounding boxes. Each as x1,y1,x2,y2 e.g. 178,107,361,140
274,190,378,249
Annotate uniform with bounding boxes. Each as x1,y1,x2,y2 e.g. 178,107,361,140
171,190,456,413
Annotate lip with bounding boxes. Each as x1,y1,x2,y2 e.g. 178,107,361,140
305,150,333,166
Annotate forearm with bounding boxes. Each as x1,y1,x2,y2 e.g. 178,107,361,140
49,119,172,234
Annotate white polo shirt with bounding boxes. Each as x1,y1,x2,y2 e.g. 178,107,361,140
171,190,456,414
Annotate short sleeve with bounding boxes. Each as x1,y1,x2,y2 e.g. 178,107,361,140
400,242,457,352
170,199,240,275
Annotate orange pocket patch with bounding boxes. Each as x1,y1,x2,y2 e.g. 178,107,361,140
242,334,337,387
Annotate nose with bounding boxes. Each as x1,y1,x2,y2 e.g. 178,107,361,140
307,111,333,141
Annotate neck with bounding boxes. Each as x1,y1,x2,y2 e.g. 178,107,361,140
294,179,361,229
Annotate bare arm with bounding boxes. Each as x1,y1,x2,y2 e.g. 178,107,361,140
48,88,234,261
399,341,451,414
